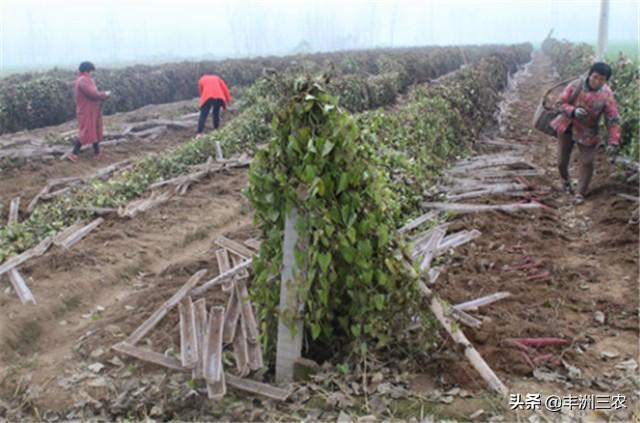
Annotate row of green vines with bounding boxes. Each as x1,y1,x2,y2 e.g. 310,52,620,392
247,78,428,362
0,46,531,262
246,53,528,361
0,44,530,134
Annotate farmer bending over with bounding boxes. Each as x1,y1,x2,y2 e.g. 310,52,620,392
551,62,621,205
71,61,111,162
195,74,231,138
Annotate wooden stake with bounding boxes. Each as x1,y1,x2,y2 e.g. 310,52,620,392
229,250,250,280
449,155,533,173
8,197,20,225
237,280,259,341
275,208,304,383
232,318,251,377
226,373,292,401
192,260,252,297
447,184,528,201
27,186,50,214
58,218,104,250
243,238,261,252
216,248,234,292
41,186,75,200
476,138,529,151
8,268,36,305
418,228,446,272
223,287,241,344
192,298,207,379
46,176,83,188
451,153,519,166
411,223,449,259
436,229,482,253
451,309,482,328
52,221,86,246
112,342,186,371
0,236,52,277
92,159,132,179
247,337,264,371
204,306,226,400
229,263,263,371
447,182,525,196
179,297,198,368
215,142,224,161
454,292,512,311
214,236,255,260
428,267,441,285
398,210,439,233
118,192,170,218
148,164,224,190
418,282,508,397
618,193,639,203
113,343,290,401
422,202,542,214
126,269,207,345
470,169,542,179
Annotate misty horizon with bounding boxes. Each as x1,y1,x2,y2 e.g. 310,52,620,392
1,0,638,73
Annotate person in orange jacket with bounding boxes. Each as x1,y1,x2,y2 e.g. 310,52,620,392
196,74,231,138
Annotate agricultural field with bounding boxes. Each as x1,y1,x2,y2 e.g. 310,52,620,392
0,37,637,423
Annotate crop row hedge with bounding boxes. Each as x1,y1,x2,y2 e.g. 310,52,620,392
246,48,531,358
0,44,531,134
0,44,532,263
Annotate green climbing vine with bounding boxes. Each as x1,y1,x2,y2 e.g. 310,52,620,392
246,53,527,362
247,76,431,362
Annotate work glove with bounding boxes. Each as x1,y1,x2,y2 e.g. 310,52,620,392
573,107,588,119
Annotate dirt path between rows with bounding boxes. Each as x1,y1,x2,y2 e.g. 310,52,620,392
426,52,638,420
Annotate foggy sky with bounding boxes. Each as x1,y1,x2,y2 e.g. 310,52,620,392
0,0,638,71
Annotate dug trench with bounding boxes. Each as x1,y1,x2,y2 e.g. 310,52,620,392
0,52,637,420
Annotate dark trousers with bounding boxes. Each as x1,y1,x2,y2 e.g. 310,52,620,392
557,130,598,196
72,141,100,155
197,98,224,133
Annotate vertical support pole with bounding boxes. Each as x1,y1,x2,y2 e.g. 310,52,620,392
215,141,224,162
8,197,20,225
0,0,4,76
596,0,610,61
192,298,207,379
275,208,304,383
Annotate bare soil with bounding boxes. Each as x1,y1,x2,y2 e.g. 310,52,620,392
0,53,637,422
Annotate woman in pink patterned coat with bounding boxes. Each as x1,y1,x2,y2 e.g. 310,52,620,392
550,62,621,204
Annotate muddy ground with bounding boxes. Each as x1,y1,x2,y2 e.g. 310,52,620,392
0,53,637,422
